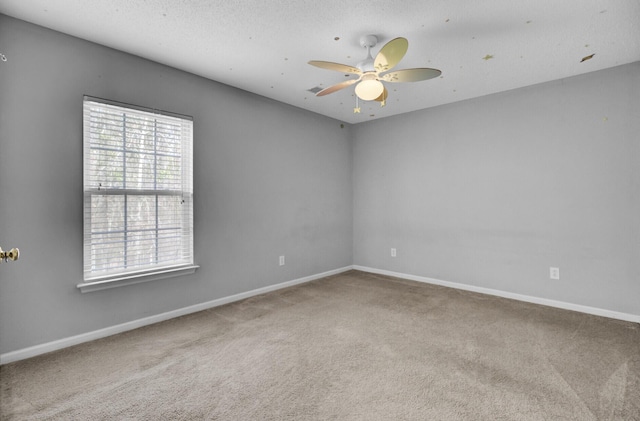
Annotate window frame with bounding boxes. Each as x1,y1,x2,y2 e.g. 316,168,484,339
78,96,197,293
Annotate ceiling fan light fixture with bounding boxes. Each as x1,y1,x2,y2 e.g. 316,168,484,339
309,35,441,112
355,79,384,101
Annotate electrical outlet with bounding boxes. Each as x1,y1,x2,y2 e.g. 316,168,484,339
550,267,560,280
279,256,285,266
391,248,397,257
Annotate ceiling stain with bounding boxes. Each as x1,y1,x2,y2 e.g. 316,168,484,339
581,53,595,62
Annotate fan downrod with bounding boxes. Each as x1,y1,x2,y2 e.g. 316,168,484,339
357,35,378,72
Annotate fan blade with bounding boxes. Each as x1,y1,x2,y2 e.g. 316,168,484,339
308,61,362,75
316,79,358,96
381,68,442,83
374,37,408,73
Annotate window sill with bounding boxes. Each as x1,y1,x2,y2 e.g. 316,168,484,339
77,265,199,293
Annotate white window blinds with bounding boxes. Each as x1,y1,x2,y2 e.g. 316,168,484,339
83,97,194,282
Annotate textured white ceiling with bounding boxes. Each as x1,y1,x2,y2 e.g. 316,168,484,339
1,0,639,124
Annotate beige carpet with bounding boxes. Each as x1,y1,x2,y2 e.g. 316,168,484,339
1,270,639,420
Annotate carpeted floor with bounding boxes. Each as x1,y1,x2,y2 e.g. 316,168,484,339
1,270,639,420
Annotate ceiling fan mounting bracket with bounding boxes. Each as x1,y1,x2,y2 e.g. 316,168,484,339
359,35,378,49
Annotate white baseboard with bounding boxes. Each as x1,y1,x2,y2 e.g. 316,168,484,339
353,265,640,324
4,265,637,365
0,266,352,365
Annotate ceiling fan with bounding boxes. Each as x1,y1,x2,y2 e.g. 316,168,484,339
309,35,441,109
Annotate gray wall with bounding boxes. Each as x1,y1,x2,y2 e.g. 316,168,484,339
353,62,640,316
0,15,353,354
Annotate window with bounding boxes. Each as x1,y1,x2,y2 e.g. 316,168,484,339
81,96,196,292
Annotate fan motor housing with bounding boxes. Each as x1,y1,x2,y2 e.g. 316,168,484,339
357,59,375,72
